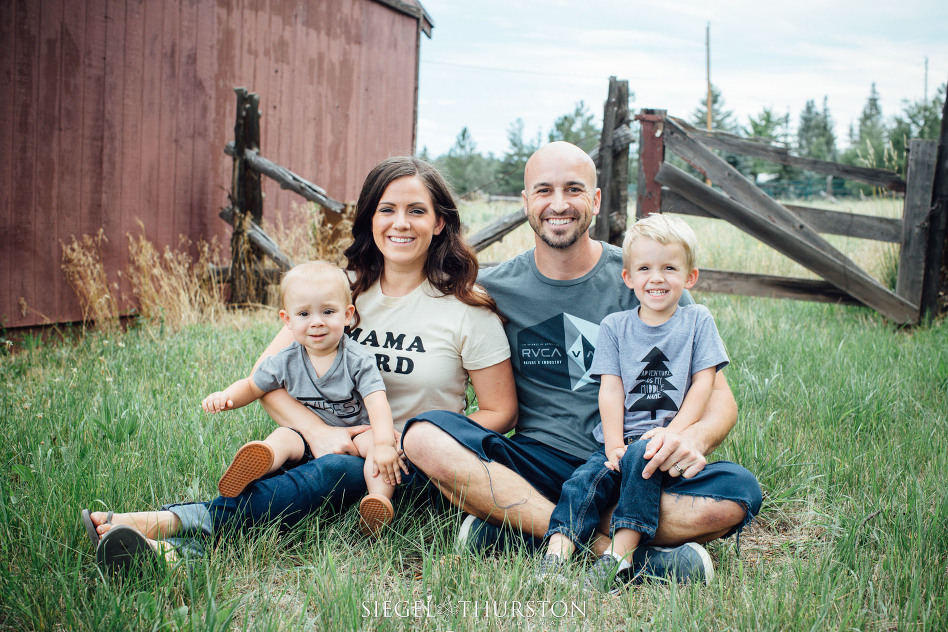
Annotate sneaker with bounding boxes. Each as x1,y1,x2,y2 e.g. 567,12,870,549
632,542,714,585
582,554,638,593
535,554,570,585
456,514,540,554
358,494,394,536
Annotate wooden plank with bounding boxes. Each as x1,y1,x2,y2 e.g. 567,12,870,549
663,189,902,242
694,269,861,305
920,86,948,316
656,161,918,323
191,0,217,245
174,0,198,255
156,0,178,254
592,76,618,242
664,116,857,270
224,142,346,213
671,116,906,192
11,0,40,327
121,0,144,285
36,0,64,323
137,0,161,242
467,210,527,253
0,0,14,325
896,139,937,310
635,109,665,218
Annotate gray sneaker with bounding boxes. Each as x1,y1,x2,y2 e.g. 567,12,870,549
582,554,640,593
535,554,570,585
632,542,714,585
455,514,540,554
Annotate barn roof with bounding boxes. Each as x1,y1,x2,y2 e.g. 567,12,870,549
371,0,434,36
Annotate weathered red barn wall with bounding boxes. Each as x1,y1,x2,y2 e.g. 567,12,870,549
0,0,426,328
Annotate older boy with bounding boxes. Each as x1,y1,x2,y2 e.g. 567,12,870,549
540,214,729,591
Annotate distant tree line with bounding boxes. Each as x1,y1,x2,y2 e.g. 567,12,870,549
421,83,945,200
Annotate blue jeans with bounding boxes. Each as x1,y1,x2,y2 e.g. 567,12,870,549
163,453,370,538
546,438,762,547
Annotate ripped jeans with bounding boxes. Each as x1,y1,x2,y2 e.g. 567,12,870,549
545,438,762,547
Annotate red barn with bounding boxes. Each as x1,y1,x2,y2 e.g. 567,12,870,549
0,0,433,328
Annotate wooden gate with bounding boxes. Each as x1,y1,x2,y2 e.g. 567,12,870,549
635,110,946,324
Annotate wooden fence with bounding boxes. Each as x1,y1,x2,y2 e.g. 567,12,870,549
219,81,948,324
635,106,947,324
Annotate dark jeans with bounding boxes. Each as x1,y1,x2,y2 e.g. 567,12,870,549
546,438,762,547
164,453,371,538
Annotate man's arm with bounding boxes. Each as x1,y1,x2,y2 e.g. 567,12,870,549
640,370,736,479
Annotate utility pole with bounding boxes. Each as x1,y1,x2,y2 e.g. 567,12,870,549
706,23,712,132
924,56,929,102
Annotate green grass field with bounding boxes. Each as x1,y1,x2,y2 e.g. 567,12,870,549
1,201,946,631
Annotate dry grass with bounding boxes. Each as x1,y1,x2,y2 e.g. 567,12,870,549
60,203,352,332
265,202,354,268
125,228,227,330
60,229,120,331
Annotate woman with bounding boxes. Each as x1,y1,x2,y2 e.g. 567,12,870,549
84,157,517,566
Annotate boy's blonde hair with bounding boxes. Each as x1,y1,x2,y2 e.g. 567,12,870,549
622,214,698,271
279,261,352,309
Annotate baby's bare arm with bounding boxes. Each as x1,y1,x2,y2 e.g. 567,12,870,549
202,377,265,413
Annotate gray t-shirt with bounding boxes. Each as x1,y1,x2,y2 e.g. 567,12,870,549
478,243,694,459
253,336,386,427
590,304,729,443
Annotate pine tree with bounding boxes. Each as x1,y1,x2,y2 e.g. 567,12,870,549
548,101,601,153
796,97,837,162
628,347,678,420
691,84,738,133
743,106,792,182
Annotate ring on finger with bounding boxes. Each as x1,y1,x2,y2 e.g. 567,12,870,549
673,462,686,475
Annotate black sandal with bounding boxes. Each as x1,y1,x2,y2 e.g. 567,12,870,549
81,509,112,546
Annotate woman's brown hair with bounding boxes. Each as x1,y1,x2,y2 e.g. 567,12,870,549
343,156,503,327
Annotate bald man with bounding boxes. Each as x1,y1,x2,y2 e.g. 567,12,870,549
402,142,761,582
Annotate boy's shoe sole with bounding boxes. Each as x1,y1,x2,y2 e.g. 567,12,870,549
632,542,714,585
95,525,158,574
218,441,274,498
359,494,394,536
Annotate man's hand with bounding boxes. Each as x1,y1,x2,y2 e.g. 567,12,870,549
640,426,707,479
299,424,371,458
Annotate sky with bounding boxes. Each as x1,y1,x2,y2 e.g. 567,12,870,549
415,0,948,158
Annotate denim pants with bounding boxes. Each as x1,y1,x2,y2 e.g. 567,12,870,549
545,438,762,547
163,453,371,538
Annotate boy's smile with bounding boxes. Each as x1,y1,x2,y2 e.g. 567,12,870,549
622,237,699,326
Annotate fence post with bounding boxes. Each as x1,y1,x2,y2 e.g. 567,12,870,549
230,88,265,305
635,109,666,218
592,77,630,245
896,139,938,317
920,81,948,317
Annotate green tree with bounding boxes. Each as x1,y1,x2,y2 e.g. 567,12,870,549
888,83,945,175
843,83,887,170
743,106,792,182
796,97,837,162
548,101,601,153
495,118,540,194
691,84,738,133
435,127,497,197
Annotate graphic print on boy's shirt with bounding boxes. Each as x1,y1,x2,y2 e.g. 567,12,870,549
627,346,679,420
516,312,600,391
297,394,364,420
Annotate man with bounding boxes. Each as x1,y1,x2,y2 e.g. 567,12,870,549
402,141,761,582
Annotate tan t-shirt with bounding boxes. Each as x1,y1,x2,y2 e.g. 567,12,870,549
349,280,510,429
